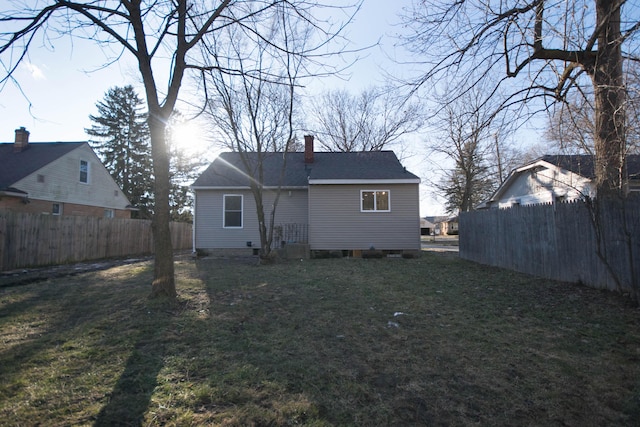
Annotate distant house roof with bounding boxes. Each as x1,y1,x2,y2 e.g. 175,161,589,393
540,154,640,179
423,215,450,225
0,142,84,191
540,155,597,179
420,218,436,228
192,151,420,188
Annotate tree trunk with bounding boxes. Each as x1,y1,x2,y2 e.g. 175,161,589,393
592,0,626,196
148,112,176,299
254,188,274,263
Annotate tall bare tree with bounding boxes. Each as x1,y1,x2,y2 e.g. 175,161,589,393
625,62,640,153
308,86,422,152
545,94,597,155
401,0,640,197
431,89,513,213
546,61,640,155
0,1,234,298
0,0,354,298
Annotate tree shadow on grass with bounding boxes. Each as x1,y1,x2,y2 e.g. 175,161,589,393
94,338,166,426
0,262,174,426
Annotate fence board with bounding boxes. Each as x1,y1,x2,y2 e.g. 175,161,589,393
0,211,192,271
460,195,640,293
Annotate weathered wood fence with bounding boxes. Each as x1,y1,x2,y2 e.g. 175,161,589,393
0,211,192,271
460,195,640,294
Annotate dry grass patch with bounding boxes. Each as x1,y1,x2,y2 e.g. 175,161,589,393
0,254,639,425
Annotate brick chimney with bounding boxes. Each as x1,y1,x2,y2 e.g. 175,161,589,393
304,135,314,164
14,127,30,152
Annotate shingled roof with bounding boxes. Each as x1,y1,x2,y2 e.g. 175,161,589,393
0,142,84,191
192,150,420,188
541,154,640,179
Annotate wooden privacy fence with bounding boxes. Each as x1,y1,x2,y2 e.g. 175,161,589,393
0,211,192,271
459,196,640,294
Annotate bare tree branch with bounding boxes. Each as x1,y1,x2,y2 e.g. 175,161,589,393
400,0,639,194
307,86,423,152
0,0,360,297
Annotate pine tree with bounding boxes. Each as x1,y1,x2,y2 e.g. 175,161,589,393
165,112,209,223
86,86,154,219
168,145,201,223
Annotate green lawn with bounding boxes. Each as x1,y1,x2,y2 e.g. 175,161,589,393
1,253,639,426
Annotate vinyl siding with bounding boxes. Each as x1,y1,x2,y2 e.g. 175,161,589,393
308,184,420,250
496,168,594,208
194,188,308,249
13,144,131,210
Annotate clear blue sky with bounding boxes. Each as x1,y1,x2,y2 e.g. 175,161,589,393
0,1,451,215
0,1,413,140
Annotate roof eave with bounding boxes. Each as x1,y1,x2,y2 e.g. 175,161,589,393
0,188,28,198
191,185,309,190
308,178,421,185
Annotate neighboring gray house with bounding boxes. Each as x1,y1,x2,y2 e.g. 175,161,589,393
191,136,421,256
480,154,640,209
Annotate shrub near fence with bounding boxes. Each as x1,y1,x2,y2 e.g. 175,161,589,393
459,195,640,294
0,211,192,271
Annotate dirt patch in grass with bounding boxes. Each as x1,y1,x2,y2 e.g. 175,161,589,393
0,257,154,288
1,253,639,425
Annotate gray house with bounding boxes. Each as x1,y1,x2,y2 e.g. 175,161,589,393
191,136,421,256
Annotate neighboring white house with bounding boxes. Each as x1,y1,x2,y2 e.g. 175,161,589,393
0,127,135,218
191,136,422,255
480,154,640,209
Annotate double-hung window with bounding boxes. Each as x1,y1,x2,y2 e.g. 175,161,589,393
361,190,390,212
79,160,89,183
223,194,243,228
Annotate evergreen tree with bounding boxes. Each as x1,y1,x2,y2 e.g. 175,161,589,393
436,160,494,214
166,112,208,223
167,145,203,223
86,86,154,219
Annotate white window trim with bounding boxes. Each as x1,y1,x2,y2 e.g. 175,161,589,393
223,194,243,229
79,160,90,184
52,203,62,216
360,189,391,213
